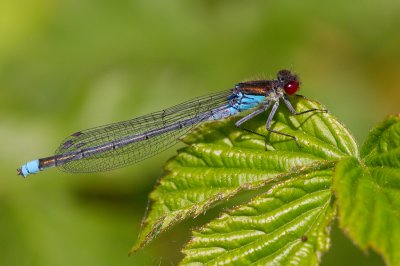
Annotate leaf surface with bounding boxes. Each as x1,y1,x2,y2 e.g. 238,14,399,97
132,96,357,254
181,166,335,265
334,115,400,266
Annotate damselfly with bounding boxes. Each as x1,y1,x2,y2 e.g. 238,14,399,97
18,69,324,177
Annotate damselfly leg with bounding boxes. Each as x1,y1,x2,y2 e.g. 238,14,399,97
282,95,328,117
235,102,272,150
235,96,327,149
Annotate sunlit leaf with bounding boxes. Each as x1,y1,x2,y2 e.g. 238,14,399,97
131,96,357,253
181,166,335,265
334,115,400,266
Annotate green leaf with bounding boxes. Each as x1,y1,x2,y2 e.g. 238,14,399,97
334,115,400,266
181,165,335,265
131,96,357,254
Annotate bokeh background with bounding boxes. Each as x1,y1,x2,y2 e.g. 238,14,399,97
1,0,399,265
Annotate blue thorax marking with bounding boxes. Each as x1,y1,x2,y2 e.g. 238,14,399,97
210,93,266,120
236,94,266,111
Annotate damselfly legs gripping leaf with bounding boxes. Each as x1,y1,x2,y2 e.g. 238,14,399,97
18,69,326,177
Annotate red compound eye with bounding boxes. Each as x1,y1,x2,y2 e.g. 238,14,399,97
284,80,299,94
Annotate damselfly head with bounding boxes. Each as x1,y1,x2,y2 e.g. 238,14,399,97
277,69,300,95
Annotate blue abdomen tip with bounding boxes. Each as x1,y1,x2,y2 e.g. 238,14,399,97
20,160,39,177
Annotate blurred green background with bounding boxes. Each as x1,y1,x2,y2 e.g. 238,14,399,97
1,0,399,265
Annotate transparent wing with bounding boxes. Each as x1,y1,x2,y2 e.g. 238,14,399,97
55,91,232,173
